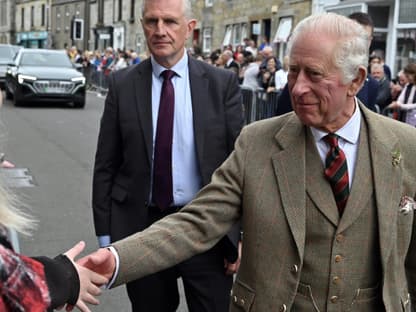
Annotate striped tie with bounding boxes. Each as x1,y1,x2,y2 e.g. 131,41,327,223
324,133,349,216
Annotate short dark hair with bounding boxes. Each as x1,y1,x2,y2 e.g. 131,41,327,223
348,12,374,28
404,63,416,77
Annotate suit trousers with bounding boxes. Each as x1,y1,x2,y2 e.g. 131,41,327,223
125,206,233,312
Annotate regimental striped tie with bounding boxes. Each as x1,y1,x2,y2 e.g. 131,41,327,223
323,133,349,216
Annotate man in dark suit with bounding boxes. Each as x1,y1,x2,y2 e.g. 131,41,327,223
222,50,240,76
91,0,243,311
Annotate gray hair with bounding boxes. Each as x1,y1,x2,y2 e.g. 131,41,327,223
141,0,193,19
287,13,369,84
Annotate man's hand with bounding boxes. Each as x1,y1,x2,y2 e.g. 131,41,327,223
77,247,116,281
224,241,242,275
64,241,109,312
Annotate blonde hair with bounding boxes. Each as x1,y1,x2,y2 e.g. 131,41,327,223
0,120,36,235
0,181,36,235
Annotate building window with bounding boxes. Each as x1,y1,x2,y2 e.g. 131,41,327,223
395,28,416,72
273,17,293,61
129,0,135,22
41,4,46,26
241,23,248,42
222,25,232,48
232,24,241,46
205,0,213,7
21,7,24,29
0,0,6,27
203,28,212,53
31,6,34,27
399,0,416,24
118,0,122,21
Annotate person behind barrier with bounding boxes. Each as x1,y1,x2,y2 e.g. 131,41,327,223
387,63,416,112
91,0,243,311
81,12,416,312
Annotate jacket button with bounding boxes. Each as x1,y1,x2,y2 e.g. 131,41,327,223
330,296,339,303
333,276,340,284
334,254,342,262
291,264,298,273
280,304,287,312
240,299,245,306
336,234,344,243
233,295,238,303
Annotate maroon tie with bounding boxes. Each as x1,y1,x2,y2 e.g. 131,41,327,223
153,70,175,210
323,133,349,216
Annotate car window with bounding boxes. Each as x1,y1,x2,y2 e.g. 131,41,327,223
0,46,14,61
20,52,73,67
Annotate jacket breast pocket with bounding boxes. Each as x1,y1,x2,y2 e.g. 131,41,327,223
111,183,128,203
230,280,255,312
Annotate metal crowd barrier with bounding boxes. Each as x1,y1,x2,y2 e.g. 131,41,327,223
83,67,109,96
86,75,281,123
240,86,281,124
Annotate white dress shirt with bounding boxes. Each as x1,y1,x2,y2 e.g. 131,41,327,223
310,99,361,188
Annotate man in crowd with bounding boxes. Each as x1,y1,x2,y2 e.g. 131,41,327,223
84,12,416,312
91,0,243,311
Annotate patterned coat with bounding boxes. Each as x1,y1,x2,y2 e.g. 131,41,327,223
0,227,79,311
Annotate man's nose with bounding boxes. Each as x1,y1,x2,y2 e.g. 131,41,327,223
155,20,167,34
291,71,310,96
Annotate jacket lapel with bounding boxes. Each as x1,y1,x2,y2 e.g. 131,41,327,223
188,58,209,165
361,105,403,271
337,119,373,232
134,60,154,164
271,115,306,260
305,129,340,226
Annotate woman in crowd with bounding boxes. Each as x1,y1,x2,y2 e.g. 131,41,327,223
388,63,416,110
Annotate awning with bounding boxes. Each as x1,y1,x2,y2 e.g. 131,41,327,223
273,17,292,43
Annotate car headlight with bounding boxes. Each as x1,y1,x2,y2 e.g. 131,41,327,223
71,76,86,85
18,74,37,84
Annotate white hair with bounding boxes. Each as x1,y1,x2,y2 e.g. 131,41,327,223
287,12,369,84
142,0,193,19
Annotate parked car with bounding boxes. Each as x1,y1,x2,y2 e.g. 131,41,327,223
5,48,86,108
0,44,21,89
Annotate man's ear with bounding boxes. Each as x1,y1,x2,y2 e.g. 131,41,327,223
348,66,367,97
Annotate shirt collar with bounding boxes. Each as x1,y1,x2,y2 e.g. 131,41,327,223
310,98,361,145
151,49,188,78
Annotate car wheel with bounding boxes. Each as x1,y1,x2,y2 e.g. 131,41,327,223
73,98,85,108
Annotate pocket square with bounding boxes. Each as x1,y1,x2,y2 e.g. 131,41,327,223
399,196,415,215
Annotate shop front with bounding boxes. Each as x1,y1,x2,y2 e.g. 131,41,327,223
16,31,49,48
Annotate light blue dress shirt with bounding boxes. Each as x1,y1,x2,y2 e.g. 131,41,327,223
150,51,201,206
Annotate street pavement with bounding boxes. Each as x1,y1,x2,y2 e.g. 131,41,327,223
0,91,187,312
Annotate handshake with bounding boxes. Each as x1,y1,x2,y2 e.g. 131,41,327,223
62,242,116,312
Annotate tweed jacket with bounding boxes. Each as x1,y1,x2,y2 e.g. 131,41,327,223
112,103,416,311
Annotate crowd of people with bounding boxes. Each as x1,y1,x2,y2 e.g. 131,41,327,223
69,33,416,126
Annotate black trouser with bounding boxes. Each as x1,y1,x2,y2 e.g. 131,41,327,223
125,206,233,312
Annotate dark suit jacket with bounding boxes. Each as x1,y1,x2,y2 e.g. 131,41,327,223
92,57,243,257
